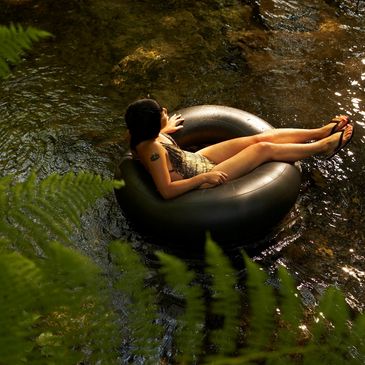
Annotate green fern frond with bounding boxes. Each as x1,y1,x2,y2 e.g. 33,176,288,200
276,266,302,336
110,241,162,363
319,287,350,350
254,267,304,365
0,172,123,255
352,313,365,359
205,237,240,355
0,24,52,78
303,287,351,365
0,244,119,365
40,173,87,226
0,252,42,365
35,242,119,365
266,265,303,364
157,251,205,364
40,241,103,291
242,253,276,358
2,169,365,365
0,172,123,363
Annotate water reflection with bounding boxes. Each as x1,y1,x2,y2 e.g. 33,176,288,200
0,0,365,317
0,61,124,179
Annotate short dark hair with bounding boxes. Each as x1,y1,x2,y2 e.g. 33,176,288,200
125,99,162,149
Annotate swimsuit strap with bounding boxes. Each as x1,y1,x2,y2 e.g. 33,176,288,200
160,142,184,175
161,133,178,146
161,133,180,173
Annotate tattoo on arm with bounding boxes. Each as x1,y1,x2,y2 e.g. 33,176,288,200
150,152,160,162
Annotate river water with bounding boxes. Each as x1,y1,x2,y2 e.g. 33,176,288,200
1,0,365,332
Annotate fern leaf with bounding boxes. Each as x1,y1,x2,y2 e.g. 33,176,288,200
0,237,10,252
205,237,240,355
0,58,10,75
110,241,162,363
0,252,42,365
0,175,12,211
351,313,365,361
59,173,90,211
255,267,304,365
0,172,123,255
29,197,73,236
303,287,350,365
8,209,50,249
157,251,205,363
319,287,349,342
36,242,119,365
1,39,22,63
0,24,52,78
277,267,302,333
40,173,86,226
0,220,21,249
0,172,123,364
242,253,276,359
24,24,52,41
267,266,303,364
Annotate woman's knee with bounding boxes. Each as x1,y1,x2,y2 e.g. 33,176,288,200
255,130,278,143
253,141,274,157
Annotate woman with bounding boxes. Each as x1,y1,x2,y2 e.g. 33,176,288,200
125,99,354,200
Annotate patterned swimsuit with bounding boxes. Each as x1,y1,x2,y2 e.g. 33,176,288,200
161,134,216,179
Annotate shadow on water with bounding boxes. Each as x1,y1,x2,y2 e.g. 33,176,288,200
1,0,365,359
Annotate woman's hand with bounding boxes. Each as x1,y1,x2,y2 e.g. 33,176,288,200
199,171,228,189
161,114,185,134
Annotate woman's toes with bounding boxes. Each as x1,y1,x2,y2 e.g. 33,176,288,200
325,124,354,159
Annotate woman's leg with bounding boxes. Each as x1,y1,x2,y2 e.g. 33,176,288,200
211,126,353,181
199,118,348,164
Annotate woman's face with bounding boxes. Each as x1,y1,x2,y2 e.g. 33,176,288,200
160,107,168,129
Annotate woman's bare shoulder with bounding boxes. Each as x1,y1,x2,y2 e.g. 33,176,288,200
136,140,165,161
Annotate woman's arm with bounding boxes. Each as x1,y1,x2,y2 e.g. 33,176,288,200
138,141,227,199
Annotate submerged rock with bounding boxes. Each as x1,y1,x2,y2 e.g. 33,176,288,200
228,16,348,73
109,1,252,106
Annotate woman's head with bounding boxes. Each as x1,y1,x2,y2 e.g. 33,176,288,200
125,99,163,149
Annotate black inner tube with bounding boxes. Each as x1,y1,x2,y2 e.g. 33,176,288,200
115,105,301,249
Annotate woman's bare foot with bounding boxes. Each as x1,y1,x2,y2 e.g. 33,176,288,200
322,115,349,138
324,124,354,159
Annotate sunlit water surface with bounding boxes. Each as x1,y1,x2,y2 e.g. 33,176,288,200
1,0,365,358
